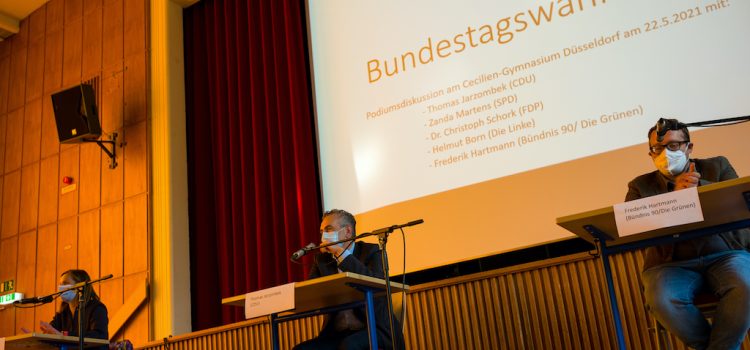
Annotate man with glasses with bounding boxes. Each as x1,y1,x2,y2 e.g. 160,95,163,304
293,209,404,350
626,118,750,350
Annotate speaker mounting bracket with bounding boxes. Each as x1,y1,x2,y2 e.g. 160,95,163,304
83,132,118,169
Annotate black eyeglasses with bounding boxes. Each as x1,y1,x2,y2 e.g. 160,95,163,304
649,141,689,154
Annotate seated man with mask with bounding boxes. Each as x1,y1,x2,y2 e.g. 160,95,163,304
293,209,404,350
626,118,750,349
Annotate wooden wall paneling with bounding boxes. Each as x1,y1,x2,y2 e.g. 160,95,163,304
611,253,636,349
542,267,564,348
81,0,102,79
447,285,464,349
65,0,84,26
5,108,24,172
46,0,65,34
0,176,3,234
43,29,64,94
102,0,123,72
551,265,574,348
433,289,451,348
58,147,79,219
0,236,18,335
123,272,149,345
0,56,10,114
403,290,422,348
56,215,78,273
78,208,100,278
535,270,554,347
584,258,614,349
38,155,60,226
13,15,30,47
518,272,540,348
100,71,124,205
25,39,46,103
546,267,570,349
0,114,7,174
100,277,124,337
475,281,493,348
0,0,150,340
79,143,102,212
0,40,9,58
123,121,147,198
1,170,21,238
507,273,528,348
124,193,147,275
483,279,502,349
61,16,83,88
560,263,586,348
462,282,482,348
613,252,642,349
420,289,441,349
29,6,47,43
16,230,38,333
19,163,40,233
101,202,123,278
498,275,524,349
35,223,58,330
100,71,123,134
123,0,146,58
40,96,60,158
22,99,42,166
101,149,123,206
8,39,28,112
631,252,652,349
123,54,147,126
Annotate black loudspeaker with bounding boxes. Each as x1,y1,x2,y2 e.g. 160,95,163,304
51,84,102,143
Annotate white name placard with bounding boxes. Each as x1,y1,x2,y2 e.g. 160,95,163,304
245,282,295,319
614,187,704,237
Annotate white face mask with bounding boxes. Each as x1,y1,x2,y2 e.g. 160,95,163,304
321,229,340,244
59,285,77,303
653,148,689,176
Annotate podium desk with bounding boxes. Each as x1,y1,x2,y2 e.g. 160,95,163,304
223,272,408,350
557,176,750,350
2,333,109,349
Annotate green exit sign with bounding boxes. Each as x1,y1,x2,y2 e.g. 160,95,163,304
0,280,13,293
0,292,23,305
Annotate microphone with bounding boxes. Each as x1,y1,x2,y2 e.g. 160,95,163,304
15,297,40,304
655,118,668,142
291,243,316,261
14,295,53,305
371,219,425,235
405,219,424,227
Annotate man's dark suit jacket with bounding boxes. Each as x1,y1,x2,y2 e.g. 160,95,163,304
625,156,750,270
308,242,405,349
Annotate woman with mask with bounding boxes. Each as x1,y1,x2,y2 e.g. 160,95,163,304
39,269,109,348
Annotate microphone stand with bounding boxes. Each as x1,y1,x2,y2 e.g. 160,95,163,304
315,219,423,350
346,219,424,349
656,115,750,141
684,115,750,127
76,274,113,350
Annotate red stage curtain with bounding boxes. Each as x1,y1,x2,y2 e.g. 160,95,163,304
184,0,321,329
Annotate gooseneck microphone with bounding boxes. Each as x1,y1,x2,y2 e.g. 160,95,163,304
655,118,669,142
14,295,53,305
291,242,316,261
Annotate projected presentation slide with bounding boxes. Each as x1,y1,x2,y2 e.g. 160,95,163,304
308,0,750,273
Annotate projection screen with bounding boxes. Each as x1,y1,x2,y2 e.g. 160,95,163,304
306,0,750,274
